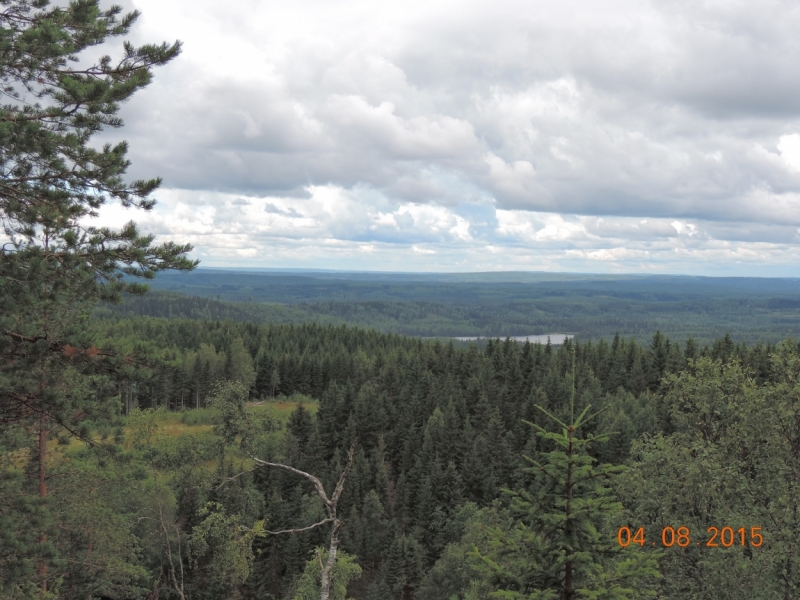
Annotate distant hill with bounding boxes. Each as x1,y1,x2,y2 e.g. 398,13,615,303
97,269,800,345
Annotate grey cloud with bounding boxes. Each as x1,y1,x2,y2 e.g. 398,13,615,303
107,0,800,263
264,202,302,217
703,223,800,244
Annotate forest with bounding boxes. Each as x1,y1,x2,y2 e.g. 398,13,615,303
108,269,800,345
3,312,800,598
2,1,800,598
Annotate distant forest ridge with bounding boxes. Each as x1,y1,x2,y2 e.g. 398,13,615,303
149,267,800,288
101,269,800,345
190,266,800,282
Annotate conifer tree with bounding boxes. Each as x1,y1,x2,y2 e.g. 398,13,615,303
1,0,195,380
475,351,660,599
271,368,282,398
0,0,195,594
684,337,697,363
647,331,668,391
0,5,195,590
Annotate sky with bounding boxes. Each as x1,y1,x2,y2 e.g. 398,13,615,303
92,0,800,275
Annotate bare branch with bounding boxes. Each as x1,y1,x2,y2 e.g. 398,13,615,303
3,329,48,344
249,455,332,508
214,466,259,490
266,518,334,536
331,442,357,505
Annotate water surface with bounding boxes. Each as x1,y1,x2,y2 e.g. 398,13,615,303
453,334,574,344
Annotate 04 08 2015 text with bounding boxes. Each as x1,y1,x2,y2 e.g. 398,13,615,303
617,526,764,548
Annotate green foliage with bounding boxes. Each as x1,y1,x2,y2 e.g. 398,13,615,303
291,549,362,600
0,468,42,599
473,359,660,600
209,380,280,456
595,389,658,464
46,456,152,598
181,407,223,426
417,506,501,600
0,418,180,599
10,228,800,600
621,347,800,599
37,316,796,598
0,0,195,422
188,501,265,587
0,0,195,301
0,3,193,592
228,337,257,390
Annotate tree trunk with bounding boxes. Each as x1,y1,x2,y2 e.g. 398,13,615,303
565,425,574,600
38,413,48,595
320,521,343,600
86,530,94,600
785,502,796,600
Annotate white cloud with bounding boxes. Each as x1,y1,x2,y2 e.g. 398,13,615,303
88,183,800,276
73,0,800,275
486,154,541,198
778,134,800,171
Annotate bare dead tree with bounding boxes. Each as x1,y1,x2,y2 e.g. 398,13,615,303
248,442,356,600
154,490,187,600
211,381,357,599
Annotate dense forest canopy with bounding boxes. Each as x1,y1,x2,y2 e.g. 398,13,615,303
3,312,800,598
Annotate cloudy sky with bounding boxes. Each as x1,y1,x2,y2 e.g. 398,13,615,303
96,0,800,275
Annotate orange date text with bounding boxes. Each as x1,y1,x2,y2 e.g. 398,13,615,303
617,526,763,548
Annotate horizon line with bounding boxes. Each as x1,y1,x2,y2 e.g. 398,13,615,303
186,266,800,280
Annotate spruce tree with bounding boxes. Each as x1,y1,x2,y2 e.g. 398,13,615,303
475,351,659,599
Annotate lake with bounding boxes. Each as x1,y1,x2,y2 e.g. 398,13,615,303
452,334,574,344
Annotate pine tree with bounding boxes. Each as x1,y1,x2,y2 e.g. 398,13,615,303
0,0,195,391
0,4,194,590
